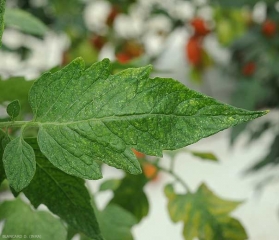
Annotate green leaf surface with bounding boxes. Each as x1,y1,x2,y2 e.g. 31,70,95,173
0,77,34,114
109,174,149,222
6,99,20,119
190,151,218,162
0,0,5,47
4,8,47,36
165,183,247,240
0,130,7,185
3,136,35,192
98,204,137,240
23,138,103,240
0,198,67,240
99,179,121,192
28,58,267,180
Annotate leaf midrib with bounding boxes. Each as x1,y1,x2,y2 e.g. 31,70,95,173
35,112,262,127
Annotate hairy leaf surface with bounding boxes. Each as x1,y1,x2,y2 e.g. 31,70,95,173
23,138,103,240
0,198,67,240
165,183,247,240
3,136,35,191
28,58,267,179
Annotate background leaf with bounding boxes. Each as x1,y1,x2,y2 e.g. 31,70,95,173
0,198,67,240
0,0,5,47
3,136,35,192
165,183,247,240
99,179,121,192
28,58,267,180
23,138,103,240
97,204,137,240
109,174,149,222
4,8,48,36
190,151,218,162
246,134,279,172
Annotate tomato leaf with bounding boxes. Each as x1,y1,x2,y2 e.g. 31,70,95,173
3,136,35,192
23,138,103,240
109,174,149,222
0,198,67,240
99,179,121,192
27,58,267,180
97,204,137,240
165,183,247,240
6,99,20,120
190,151,218,162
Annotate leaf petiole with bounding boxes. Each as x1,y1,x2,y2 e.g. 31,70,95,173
0,120,33,128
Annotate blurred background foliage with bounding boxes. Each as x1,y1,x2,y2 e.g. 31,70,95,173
1,0,279,203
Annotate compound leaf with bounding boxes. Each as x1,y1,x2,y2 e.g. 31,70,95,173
0,198,67,240
3,136,35,192
165,183,247,240
0,0,5,47
28,58,267,179
6,99,20,119
23,138,103,240
4,8,47,36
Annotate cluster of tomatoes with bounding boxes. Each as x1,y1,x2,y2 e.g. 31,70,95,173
90,5,144,64
186,16,277,78
185,17,210,68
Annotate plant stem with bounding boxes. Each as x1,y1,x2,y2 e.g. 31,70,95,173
0,121,31,128
142,158,192,193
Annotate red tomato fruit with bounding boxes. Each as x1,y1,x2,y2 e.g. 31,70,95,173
190,17,210,37
186,36,202,66
262,19,277,37
116,52,131,63
242,62,256,76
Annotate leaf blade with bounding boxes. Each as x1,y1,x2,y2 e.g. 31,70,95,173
4,8,47,36
165,183,247,240
0,198,67,240
6,99,20,120
23,138,103,240
28,58,267,179
3,136,35,191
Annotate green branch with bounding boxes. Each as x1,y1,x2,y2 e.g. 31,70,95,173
142,158,192,194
